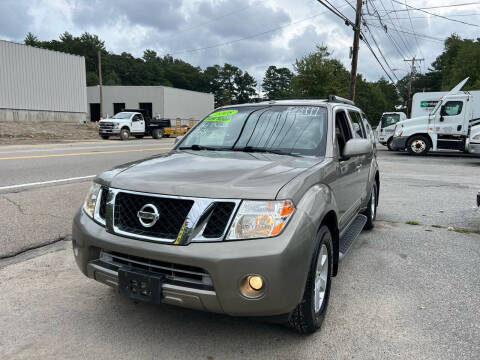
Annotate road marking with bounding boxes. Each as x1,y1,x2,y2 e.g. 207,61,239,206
0,175,96,191
0,147,171,161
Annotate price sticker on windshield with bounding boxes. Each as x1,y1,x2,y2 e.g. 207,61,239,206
205,109,238,122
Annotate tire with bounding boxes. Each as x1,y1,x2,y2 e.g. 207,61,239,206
386,137,394,151
120,128,130,141
101,135,109,140
363,182,378,230
406,135,430,155
288,226,333,334
152,128,164,139
134,135,144,139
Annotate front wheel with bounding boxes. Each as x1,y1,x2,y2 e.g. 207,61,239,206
120,128,130,141
288,226,333,334
407,135,430,155
386,137,394,151
363,182,378,230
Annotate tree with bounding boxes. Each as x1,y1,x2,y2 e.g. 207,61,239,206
292,45,349,98
262,66,294,99
235,70,257,104
24,32,39,46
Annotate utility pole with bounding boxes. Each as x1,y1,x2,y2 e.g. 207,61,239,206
404,57,424,117
349,0,363,101
98,50,103,120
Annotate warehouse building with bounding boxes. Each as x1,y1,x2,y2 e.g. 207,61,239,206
87,86,214,123
0,40,87,122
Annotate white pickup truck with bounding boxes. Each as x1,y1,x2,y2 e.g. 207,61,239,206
392,78,480,155
377,112,407,150
98,109,170,140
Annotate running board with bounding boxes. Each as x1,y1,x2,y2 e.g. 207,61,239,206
339,214,367,261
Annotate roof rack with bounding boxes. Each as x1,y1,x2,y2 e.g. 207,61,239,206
327,95,355,106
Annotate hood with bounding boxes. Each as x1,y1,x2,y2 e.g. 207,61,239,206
397,115,429,127
96,150,323,199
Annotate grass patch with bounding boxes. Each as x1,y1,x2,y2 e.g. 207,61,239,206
406,220,420,225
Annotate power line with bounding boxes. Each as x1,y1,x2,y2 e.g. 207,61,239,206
366,22,443,42
362,25,399,81
390,0,480,28
379,2,480,13
167,4,348,56
402,0,425,73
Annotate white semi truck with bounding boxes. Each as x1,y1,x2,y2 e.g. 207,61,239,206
391,78,480,155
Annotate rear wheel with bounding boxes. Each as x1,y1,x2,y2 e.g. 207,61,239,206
407,135,430,155
120,128,130,141
152,128,164,139
386,137,394,151
288,226,332,334
363,182,378,230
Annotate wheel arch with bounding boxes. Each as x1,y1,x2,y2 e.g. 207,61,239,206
320,210,339,277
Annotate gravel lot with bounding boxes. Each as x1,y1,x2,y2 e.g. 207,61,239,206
0,146,479,359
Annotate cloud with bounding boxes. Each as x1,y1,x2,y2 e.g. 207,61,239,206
0,0,479,84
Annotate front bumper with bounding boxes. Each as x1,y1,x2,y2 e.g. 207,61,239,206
72,207,317,317
99,129,120,135
391,136,408,150
468,142,480,155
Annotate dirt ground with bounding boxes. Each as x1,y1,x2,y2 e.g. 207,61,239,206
0,121,100,145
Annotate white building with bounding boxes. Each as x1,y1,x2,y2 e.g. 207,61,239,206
87,85,214,123
0,40,87,122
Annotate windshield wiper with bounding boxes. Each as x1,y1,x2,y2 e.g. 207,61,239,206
234,146,300,157
179,144,230,151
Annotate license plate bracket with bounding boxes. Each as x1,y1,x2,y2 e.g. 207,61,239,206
118,267,165,304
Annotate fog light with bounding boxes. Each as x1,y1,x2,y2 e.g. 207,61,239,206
240,274,265,298
248,275,264,291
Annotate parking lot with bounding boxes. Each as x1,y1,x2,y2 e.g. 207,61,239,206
0,142,479,359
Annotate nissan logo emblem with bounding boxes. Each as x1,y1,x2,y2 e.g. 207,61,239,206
137,204,160,228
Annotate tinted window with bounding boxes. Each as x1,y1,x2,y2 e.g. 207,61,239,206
181,106,328,156
441,101,463,116
348,111,366,138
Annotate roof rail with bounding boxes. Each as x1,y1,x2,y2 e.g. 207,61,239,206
328,95,355,106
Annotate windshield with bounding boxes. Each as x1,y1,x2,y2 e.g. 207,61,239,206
380,114,400,128
180,105,328,156
111,112,134,119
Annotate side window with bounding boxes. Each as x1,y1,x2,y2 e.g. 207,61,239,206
348,111,366,138
335,110,352,158
361,113,374,139
441,101,463,116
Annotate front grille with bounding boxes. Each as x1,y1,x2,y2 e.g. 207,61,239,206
203,202,236,238
114,192,194,239
99,122,114,129
99,250,213,290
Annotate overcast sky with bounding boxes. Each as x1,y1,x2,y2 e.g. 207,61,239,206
1,0,479,88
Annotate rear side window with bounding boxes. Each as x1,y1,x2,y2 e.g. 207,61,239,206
348,111,366,138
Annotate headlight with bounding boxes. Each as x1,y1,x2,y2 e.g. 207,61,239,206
83,183,101,218
473,133,480,141
394,124,403,137
114,122,120,129
227,200,295,240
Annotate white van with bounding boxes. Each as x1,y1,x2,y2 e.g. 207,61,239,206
377,112,407,150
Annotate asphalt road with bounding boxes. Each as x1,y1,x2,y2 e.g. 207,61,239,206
0,142,479,359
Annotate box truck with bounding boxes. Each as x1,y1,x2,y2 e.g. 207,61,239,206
377,112,407,150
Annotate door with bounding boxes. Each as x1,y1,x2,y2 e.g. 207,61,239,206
113,103,125,114
331,109,363,229
139,103,152,119
436,98,467,135
131,114,145,133
89,103,100,122
348,110,371,202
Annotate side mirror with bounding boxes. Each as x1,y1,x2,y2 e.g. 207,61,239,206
343,138,372,158
174,135,184,144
